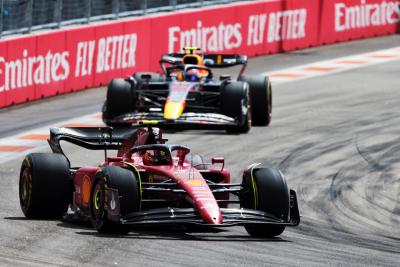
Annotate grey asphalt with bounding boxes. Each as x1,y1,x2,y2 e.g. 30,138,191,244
0,35,399,266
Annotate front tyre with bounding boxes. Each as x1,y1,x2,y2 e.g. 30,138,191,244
240,166,289,237
90,166,140,234
239,75,272,126
19,153,71,219
220,81,251,134
103,78,135,126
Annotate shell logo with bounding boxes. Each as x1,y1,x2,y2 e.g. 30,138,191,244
186,180,205,186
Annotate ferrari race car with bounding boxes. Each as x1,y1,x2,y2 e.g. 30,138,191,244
102,47,272,133
19,126,299,237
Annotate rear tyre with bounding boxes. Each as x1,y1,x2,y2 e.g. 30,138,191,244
19,153,71,219
240,166,289,237
220,81,251,133
90,166,140,234
239,75,272,126
103,78,135,126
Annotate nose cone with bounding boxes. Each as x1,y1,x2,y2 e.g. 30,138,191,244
164,101,184,120
199,204,223,225
211,210,223,225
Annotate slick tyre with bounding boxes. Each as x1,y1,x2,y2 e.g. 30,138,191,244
220,81,251,133
240,166,289,237
103,78,134,126
239,75,272,126
90,166,140,234
19,153,71,219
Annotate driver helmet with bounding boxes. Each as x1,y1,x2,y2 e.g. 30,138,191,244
142,150,169,166
186,69,201,81
143,151,155,165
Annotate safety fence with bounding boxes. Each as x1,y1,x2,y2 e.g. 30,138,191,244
0,0,240,37
0,0,399,108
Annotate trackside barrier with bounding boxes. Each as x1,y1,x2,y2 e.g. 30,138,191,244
0,0,399,108
320,0,400,44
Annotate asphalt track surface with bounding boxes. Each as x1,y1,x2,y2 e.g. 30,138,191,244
1,35,400,266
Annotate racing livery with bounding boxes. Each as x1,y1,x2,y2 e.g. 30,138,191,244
19,126,299,237
102,48,272,133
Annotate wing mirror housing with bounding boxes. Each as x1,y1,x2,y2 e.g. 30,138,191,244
211,157,224,170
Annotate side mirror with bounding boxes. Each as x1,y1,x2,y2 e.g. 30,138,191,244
211,157,224,170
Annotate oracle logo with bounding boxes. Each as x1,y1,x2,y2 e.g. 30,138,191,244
168,20,242,53
0,50,69,92
335,0,400,32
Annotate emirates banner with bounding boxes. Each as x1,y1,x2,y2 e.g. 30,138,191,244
0,0,398,108
320,0,400,43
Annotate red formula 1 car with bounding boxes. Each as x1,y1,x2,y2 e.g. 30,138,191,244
19,126,299,237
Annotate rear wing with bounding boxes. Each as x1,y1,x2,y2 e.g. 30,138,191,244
48,127,137,155
160,53,247,78
161,53,247,67
204,54,247,68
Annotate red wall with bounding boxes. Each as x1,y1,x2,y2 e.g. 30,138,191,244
0,0,399,108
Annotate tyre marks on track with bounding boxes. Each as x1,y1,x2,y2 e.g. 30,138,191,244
270,117,400,257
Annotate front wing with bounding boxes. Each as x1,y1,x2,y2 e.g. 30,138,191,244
104,170,300,228
117,188,300,227
105,112,239,129
120,207,300,227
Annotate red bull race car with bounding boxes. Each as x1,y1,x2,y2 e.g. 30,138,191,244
19,126,299,237
102,48,272,133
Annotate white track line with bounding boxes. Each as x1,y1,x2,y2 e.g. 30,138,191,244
1,46,400,164
266,46,400,84
0,113,104,163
